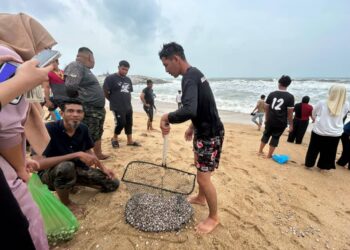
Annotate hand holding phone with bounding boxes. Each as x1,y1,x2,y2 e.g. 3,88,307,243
32,49,61,68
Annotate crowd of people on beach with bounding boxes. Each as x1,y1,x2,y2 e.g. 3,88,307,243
0,12,225,248
252,76,349,170
0,12,349,249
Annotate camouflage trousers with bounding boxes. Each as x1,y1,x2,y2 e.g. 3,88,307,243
40,161,119,193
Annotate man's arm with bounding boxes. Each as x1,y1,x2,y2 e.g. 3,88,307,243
140,92,149,106
64,62,83,98
264,104,270,123
42,80,54,108
287,108,294,132
32,152,81,171
104,88,110,100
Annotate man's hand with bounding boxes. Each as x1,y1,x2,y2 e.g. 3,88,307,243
92,159,115,179
160,113,170,136
184,126,194,141
76,152,97,166
45,99,54,109
26,158,40,172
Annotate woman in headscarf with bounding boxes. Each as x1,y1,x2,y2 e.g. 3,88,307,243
305,84,349,170
0,12,57,250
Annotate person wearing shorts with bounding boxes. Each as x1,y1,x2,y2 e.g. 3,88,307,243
140,79,156,131
258,75,294,158
103,60,140,148
159,42,224,234
251,94,266,130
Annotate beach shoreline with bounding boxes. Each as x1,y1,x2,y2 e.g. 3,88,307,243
53,108,350,250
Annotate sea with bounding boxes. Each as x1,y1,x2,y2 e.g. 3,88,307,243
131,78,350,114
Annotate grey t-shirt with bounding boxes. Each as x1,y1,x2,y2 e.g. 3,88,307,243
64,61,105,108
103,73,133,112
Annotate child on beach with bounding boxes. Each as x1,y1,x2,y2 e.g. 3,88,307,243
251,94,266,130
159,42,224,234
258,75,294,158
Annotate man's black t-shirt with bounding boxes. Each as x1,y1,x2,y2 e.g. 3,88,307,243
142,87,155,107
41,120,94,170
103,74,133,112
265,90,294,128
168,67,224,138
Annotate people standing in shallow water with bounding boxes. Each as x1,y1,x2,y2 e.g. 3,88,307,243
140,79,156,131
305,84,349,170
258,75,294,158
159,42,224,234
251,94,266,131
287,96,314,144
176,90,182,108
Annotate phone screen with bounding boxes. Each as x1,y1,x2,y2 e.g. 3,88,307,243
33,49,61,67
0,62,18,83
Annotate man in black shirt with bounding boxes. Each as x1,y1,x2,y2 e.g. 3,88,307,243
103,60,140,148
32,99,119,213
159,42,224,234
258,75,294,158
140,79,156,130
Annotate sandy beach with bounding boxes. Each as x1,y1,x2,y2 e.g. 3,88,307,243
54,104,350,250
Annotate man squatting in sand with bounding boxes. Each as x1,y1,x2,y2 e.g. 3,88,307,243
258,75,294,158
31,99,119,213
159,42,224,234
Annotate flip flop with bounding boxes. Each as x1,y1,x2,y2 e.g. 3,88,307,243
111,139,119,148
127,141,141,147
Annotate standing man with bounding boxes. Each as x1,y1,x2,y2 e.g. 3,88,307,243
64,47,109,160
251,94,266,130
176,90,182,108
159,42,224,234
258,75,294,158
103,60,140,148
140,79,156,131
32,99,119,213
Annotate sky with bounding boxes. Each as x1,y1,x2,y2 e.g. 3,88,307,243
1,0,350,78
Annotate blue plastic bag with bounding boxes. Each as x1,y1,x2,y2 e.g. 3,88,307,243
272,154,289,164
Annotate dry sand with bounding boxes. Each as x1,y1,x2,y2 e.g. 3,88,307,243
54,107,350,250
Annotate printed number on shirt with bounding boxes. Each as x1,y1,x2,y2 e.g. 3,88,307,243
271,98,284,110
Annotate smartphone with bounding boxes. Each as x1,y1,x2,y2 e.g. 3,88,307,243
0,62,19,83
0,49,61,83
32,49,61,67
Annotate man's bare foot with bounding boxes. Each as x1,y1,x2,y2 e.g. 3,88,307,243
67,202,85,216
266,154,272,159
187,195,206,206
195,217,219,234
257,152,265,157
97,154,110,160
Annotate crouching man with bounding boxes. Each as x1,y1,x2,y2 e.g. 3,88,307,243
32,99,119,213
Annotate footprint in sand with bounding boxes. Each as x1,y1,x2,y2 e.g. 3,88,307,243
291,183,318,198
291,205,322,225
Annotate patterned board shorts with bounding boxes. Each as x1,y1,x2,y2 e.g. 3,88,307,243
82,106,106,142
193,130,224,172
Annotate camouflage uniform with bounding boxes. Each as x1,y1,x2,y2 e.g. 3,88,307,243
82,106,105,142
40,161,119,192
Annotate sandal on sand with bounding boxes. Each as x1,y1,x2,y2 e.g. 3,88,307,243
111,139,119,148
127,141,141,147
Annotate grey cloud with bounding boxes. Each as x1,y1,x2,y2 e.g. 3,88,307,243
1,0,67,20
90,0,163,41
